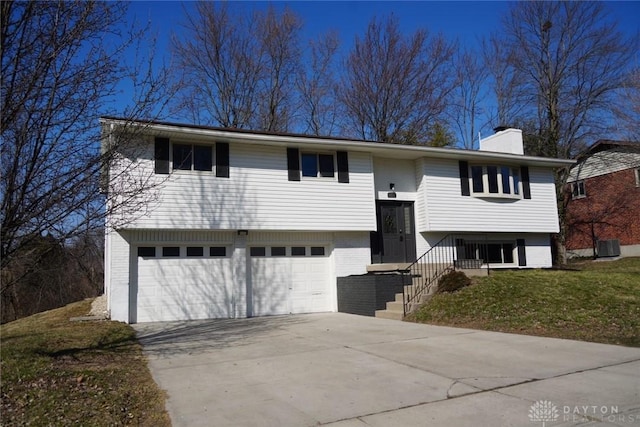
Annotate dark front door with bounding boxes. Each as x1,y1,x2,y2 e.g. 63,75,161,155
374,201,416,263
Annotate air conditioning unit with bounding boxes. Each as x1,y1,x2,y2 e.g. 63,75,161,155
597,239,621,257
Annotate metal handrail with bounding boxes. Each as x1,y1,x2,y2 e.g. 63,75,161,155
401,234,455,316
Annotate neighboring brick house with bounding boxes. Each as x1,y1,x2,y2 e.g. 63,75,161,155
565,140,640,258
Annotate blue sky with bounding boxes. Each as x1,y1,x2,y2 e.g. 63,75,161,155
120,1,640,137
128,1,640,52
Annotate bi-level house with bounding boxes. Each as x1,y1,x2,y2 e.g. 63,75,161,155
102,118,573,323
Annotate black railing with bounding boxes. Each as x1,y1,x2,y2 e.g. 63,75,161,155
401,234,491,316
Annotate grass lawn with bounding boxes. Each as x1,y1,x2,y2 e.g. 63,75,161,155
410,257,640,347
0,300,169,426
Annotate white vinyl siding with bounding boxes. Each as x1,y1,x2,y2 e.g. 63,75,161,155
334,232,370,276
114,141,376,231
419,158,560,233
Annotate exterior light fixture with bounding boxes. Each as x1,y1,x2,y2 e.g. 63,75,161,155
237,230,248,236
388,183,397,198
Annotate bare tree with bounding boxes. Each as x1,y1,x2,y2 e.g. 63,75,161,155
1,1,170,320
450,47,490,149
295,32,341,136
173,2,302,132
338,15,456,144
489,1,638,263
612,67,640,142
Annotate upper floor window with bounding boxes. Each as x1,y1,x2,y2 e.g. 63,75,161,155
173,144,212,171
154,137,229,177
572,180,586,199
635,168,640,187
470,164,521,198
301,152,335,178
287,148,349,183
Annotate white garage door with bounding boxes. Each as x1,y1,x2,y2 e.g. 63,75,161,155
250,245,332,316
136,245,233,322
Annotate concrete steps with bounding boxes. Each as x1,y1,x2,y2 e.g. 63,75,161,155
373,265,448,321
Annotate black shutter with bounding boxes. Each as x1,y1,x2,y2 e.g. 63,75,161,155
287,148,300,181
521,166,531,199
459,161,470,196
517,239,527,266
337,151,349,183
154,137,170,174
216,142,229,178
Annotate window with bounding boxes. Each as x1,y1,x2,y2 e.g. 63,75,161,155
572,180,586,199
138,247,156,257
301,153,335,178
162,247,180,257
210,247,226,257
186,247,203,257
463,242,515,264
173,143,212,171
470,165,522,198
310,247,325,256
635,168,640,187
250,247,266,257
271,247,286,256
471,166,484,193
291,247,306,256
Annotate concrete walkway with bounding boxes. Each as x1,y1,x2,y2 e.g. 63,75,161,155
134,313,640,427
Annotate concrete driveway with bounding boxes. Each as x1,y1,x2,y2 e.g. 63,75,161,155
134,313,640,427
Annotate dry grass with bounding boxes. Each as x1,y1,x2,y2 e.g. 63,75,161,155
0,300,170,426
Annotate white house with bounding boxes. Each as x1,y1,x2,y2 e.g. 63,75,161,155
101,118,573,323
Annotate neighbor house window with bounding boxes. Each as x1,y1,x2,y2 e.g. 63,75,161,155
470,165,521,197
301,153,335,178
635,168,640,187
572,180,586,199
172,143,213,171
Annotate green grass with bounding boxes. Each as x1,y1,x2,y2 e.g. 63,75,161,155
410,257,640,346
0,300,170,426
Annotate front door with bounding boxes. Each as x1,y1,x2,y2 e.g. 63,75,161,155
374,201,416,263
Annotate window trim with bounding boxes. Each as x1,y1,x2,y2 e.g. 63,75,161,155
571,180,586,199
469,164,523,199
300,151,336,179
171,142,214,172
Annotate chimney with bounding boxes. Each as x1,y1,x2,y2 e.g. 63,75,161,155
479,127,524,155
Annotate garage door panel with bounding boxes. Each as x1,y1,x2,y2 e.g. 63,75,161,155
251,258,290,316
251,249,331,316
137,257,233,322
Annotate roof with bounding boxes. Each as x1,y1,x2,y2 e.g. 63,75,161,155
575,139,640,161
100,116,575,168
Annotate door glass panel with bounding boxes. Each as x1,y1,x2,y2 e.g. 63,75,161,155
404,206,411,234
382,208,397,234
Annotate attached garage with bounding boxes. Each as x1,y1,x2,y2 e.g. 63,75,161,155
135,245,233,322
119,231,336,323
249,245,332,316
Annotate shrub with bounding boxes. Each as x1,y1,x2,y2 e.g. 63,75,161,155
436,270,472,293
